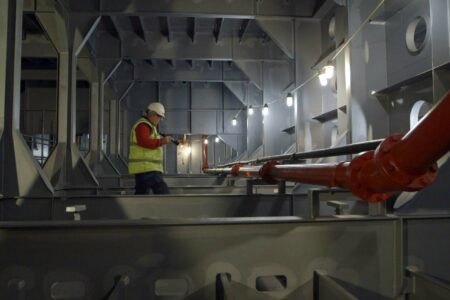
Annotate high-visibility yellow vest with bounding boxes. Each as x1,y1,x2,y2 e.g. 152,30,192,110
128,117,163,174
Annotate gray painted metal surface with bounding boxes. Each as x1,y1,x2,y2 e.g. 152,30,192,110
7,1,450,298
0,0,54,197
0,217,402,299
36,8,99,192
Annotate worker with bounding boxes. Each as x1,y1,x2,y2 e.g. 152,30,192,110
128,102,173,194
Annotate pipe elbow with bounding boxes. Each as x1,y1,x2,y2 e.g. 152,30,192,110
230,164,241,177
259,160,279,184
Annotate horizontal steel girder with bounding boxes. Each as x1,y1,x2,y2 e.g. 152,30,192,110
26,0,322,19
92,31,290,61
109,60,248,82
1,194,294,220
0,217,402,299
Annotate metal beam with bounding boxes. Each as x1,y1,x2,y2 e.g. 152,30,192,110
108,98,128,175
85,71,121,178
118,82,135,102
256,18,295,59
103,59,123,84
0,217,403,298
187,17,196,43
104,15,121,39
213,18,224,43
111,61,248,82
37,4,99,192
129,16,146,41
238,19,251,43
33,31,290,61
165,59,175,69
158,16,171,42
74,16,101,56
186,60,194,69
224,82,247,106
0,0,54,197
233,60,263,90
61,0,322,19
77,57,97,82
22,33,58,58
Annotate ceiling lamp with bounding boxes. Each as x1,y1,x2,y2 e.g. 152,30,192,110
323,65,335,79
262,104,269,116
286,93,293,107
318,72,328,86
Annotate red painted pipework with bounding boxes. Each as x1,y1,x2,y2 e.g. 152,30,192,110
201,135,209,172
264,91,450,202
203,91,450,202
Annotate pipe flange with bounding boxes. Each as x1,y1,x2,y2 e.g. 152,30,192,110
230,164,241,177
375,134,438,190
349,151,393,202
259,160,279,184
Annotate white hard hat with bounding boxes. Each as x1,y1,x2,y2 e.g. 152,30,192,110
147,102,165,118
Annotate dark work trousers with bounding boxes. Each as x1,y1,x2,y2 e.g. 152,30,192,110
134,171,170,195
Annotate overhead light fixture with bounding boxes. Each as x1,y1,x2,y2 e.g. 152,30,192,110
232,117,237,126
215,137,220,143
323,65,335,79
248,105,254,115
262,104,269,116
370,90,377,95
286,93,293,107
203,138,208,145
318,72,328,86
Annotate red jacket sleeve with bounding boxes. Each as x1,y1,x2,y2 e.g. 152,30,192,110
135,123,163,149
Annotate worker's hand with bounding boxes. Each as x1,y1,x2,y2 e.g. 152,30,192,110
162,135,173,145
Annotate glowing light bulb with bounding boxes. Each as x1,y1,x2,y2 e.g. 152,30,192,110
323,65,335,79
286,93,293,107
262,104,269,116
318,73,328,86
203,138,208,145
215,137,220,143
232,117,237,126
248,105,254,115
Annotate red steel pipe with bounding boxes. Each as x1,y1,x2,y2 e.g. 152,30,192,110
203,91,450,202
202,135,209,172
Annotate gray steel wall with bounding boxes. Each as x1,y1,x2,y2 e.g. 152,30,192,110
18,0,450,177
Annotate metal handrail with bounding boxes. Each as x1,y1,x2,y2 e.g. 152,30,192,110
212,139,383,168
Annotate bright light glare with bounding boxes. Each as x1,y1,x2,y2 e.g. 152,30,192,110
286,94,293,107
248,105,254,115
323,65,335,79
262,104,269,116
318,73,328,86
184,146,192,155
232,118,237,126
203,138,208,145
215,137,220,143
